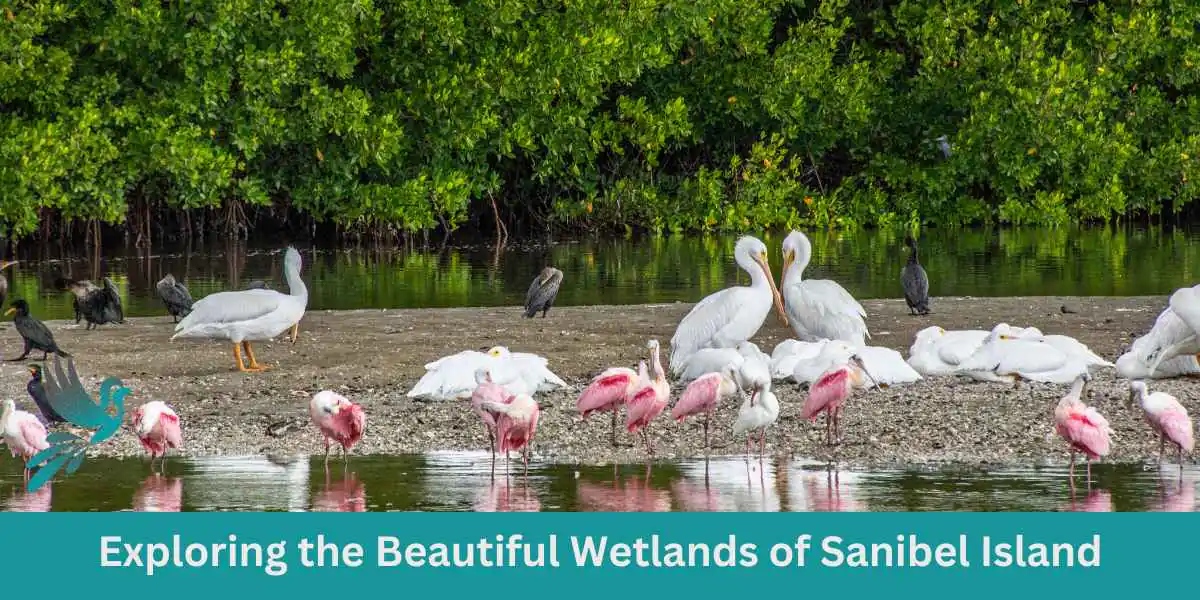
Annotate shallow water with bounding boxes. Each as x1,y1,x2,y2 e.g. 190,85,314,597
6,225,1200,321
0,453,1194,512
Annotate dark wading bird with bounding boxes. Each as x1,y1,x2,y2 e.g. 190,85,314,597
156,274,194,323
56,276,125,329
524,267,563,318
901,236,931,316
26,364,65,425
0,259,19,309
5,299,71,361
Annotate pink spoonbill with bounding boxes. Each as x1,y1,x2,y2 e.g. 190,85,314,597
481,393,540,478
1127,380,1193,468
626,340,670,455
309,390,366,468
1054,373,1112,488
671,363,739,451
576,339,658,446
1,398,49,481
132,400,183,472
472,368,512,477
801,355,878,445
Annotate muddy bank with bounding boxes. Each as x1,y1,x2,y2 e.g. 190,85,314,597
0,295,1192,467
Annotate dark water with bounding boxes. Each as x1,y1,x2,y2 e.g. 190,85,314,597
5,225,1200,321
0,453,1194,512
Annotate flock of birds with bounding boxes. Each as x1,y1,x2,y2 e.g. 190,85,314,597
1,232,1198,489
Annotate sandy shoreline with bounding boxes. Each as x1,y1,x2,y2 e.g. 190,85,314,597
0,295,1193,468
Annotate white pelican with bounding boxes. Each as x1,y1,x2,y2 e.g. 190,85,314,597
955,326,1109,385
791,340,920,386
769,339,829,380
668,236,787,375
908,324,1041,381
779,231,869,346
407,346,569,401
171,247,308,372
676,340,768,383
1135,285,1200,376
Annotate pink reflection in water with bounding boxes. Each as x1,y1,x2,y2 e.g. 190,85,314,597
577,475,671,512
1065,489,1113,512
133,475,183,512
474,480,541,512
312,472,366,512
5,483,52,512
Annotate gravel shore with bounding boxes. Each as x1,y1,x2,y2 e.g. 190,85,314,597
0,295,1192,468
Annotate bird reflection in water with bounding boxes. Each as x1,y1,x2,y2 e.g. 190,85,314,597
577,469,670,512
312,471,366,512
5,482,52,512
1065,489,1113,512
1152,470,1197,512
133,474,183,512
795,468,867,512
473,479,540,512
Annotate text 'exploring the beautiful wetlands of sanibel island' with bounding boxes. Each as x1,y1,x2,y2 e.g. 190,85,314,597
98,533,1102,576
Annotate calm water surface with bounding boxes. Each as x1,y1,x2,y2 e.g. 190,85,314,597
0,453,1194,512
5,225,1200,321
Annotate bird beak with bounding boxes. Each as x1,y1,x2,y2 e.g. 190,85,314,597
755,251,788,327
0,260,18,269
3,308,13,317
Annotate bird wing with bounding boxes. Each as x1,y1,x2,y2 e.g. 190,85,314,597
784,279,869,345
103,278,124,321
174,289,285,331
678,348,742,382
802,369,848,419
17,415,48,452
994,340,1069,375
901,264,929,305
15,315,58,350
524,270,562,316
671,373,721,421
857,346,922,384
936,332,987,366
407,351,491,400
668,287,741,373
158,278,194,309
1168,286,1200,335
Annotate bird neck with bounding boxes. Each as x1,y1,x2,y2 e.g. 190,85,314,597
783,248,810,288
1067,378,1086,401
285,261,308,300
907,244,920,264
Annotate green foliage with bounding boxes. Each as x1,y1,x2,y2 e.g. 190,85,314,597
1,0,1199,238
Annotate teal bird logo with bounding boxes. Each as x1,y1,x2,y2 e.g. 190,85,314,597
24,355,129,492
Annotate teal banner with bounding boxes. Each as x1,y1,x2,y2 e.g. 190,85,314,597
0,513,1183,596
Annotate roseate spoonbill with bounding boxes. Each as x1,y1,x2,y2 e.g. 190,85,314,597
627,340,671,455
524,267,563,318
5,299,70,360
901,236,931,315
408,346,569,401
1127,381,1194,467
802,355,879,445
779,230,868,346
733,379,779,458
769,339,828,380
956,324,1110,385
25,365,65,425
132,400,183,472
671,364,739,451
172,247,307,372
309,390,366,467
575,339,660,445
792,340,920,387
668,236,787,376
1,398,49,481
481,393,540,478
156,274,194,323
472,368,512,477
1053,374,1112,488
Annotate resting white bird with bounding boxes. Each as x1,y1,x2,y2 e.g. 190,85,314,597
1133,285,1200,376
171,246,308,372
407,346,570,401
955,326,1109,385
791,340,921,386
769,339,829,380
907,326,989,376
669,236,788,375
779,231,869,347
677,341,769,383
